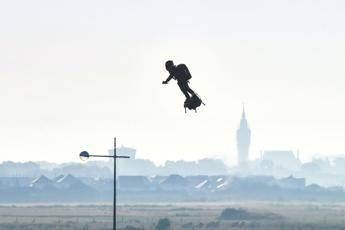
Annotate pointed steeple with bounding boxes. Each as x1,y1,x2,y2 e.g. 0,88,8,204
242,103,246,119
240,104,248,129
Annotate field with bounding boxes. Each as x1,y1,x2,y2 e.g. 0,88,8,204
1,202,345,229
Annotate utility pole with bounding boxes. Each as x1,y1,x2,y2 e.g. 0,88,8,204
79,137,129,230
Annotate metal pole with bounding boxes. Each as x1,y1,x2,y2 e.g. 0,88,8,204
79,138,129,229
113,137,116,230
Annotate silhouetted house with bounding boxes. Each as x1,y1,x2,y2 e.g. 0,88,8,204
185,176,211,191
246,175,275,184
30,175,54,190
53,174,65,182
160,174,188,191
276,175,305,190
262,150,300,171
149,176,168,190
218,176,278,200
202,175,232,192
151,176,168,185
230,175,276,191
54,174,97,201
80,177,113,192
301,162,321,174
306,183,324,193
210,176,231,191
118,176,152,191
55,174,88,191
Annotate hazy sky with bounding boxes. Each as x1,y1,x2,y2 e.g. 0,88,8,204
1,0,345,165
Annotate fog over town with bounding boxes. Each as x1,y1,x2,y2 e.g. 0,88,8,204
2,107,345,204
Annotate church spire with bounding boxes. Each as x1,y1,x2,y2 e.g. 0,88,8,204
240,104,248,128
237,104,251,168
242,103,246,119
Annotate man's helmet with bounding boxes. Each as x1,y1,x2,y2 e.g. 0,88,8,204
165,60,174,71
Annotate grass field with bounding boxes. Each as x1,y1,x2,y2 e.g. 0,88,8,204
1,202,345,229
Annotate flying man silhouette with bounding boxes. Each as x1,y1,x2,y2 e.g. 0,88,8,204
162,60,204,112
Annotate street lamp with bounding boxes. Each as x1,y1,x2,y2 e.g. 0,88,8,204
79,137,129,230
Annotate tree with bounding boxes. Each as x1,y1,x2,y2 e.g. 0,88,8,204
155,218,171,230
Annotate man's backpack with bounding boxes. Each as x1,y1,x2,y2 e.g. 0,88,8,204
176,64,192,81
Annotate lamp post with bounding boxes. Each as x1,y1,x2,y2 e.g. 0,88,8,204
79,137,129,230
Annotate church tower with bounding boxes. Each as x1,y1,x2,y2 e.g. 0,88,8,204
236,106,251,167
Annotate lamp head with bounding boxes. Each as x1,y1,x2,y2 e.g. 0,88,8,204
79,151,90,161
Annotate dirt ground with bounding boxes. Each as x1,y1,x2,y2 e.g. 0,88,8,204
0,202,345,229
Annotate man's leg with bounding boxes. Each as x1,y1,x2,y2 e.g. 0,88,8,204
178,82,190,99
185,83,195,96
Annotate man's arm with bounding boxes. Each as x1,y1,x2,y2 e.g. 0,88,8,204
162,75,173,84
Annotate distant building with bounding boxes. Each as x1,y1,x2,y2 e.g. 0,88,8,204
108,146,136,159
236,106,251,167
118,176,152,191
30,175,54,190
160,174,188,191
276,175,305,190
262,150,300,170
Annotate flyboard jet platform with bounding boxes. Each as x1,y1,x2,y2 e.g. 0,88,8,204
162,60,205,113
183,93,205,113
